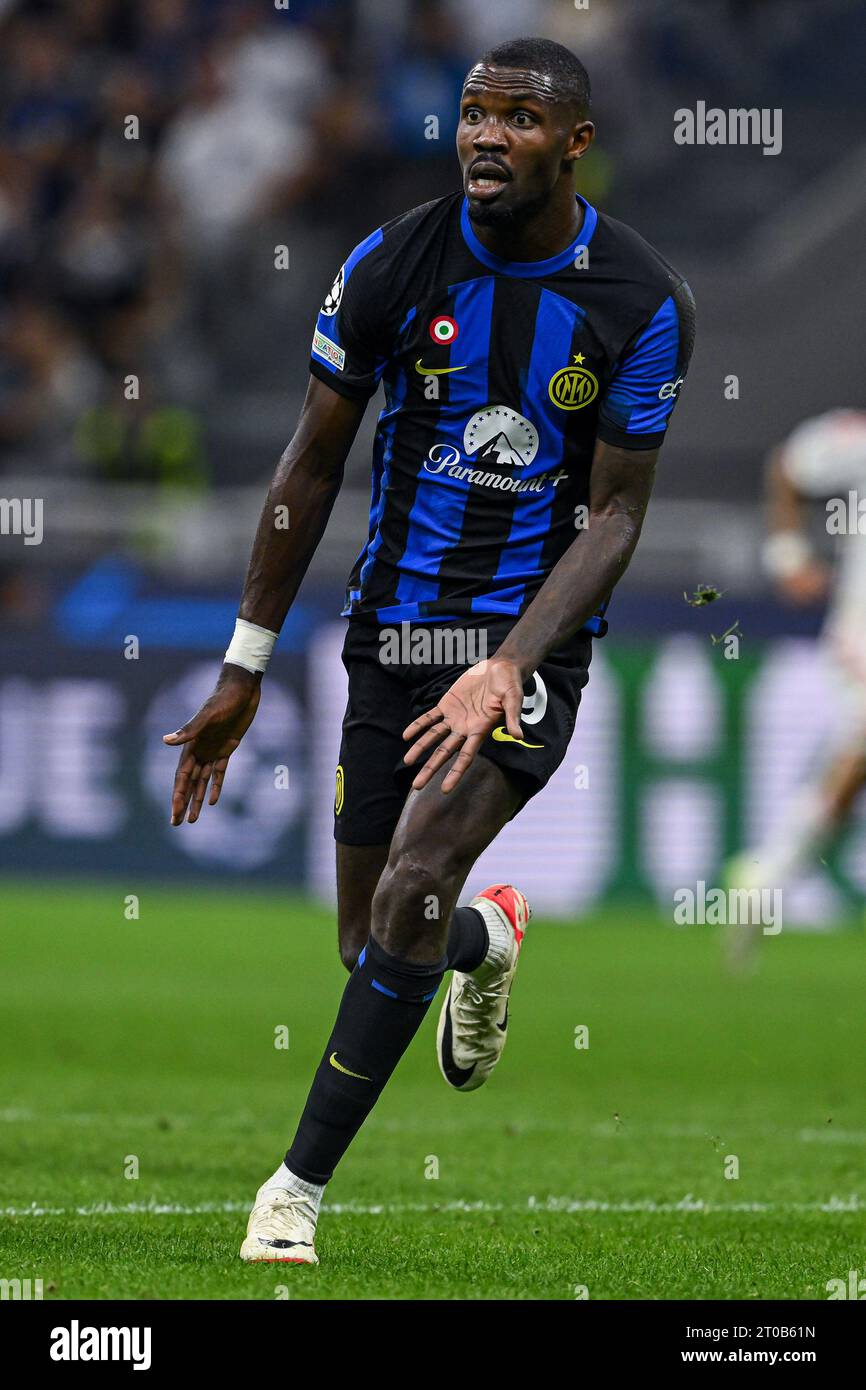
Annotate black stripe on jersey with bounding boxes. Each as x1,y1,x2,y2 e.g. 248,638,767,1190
360,290,461,614
533,310,600,590
673,279,696,379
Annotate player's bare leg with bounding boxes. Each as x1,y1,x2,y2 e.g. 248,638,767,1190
336,843,388,971
725,742,866,971
823,746,866,821
335,837,510,981
240,754,524,1263
370,754,521,959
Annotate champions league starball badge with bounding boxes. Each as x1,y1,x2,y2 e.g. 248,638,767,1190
321,265,345,316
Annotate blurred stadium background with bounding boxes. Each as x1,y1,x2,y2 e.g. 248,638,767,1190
2,0,866,921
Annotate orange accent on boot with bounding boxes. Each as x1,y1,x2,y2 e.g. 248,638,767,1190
477,884,527,947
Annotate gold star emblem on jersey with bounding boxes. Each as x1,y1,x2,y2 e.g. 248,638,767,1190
548,355,599,410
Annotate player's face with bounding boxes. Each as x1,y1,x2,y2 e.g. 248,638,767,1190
457,65,592,225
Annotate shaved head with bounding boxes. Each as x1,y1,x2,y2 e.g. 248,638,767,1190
466,37,591,119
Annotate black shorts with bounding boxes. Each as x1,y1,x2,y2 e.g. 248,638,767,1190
334,617,593,846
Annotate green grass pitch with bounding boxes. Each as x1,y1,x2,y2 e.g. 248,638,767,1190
1,880,863,1300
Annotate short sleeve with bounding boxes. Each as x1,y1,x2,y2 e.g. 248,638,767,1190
781,410,866,496
597,278,696,451
309,227,389,399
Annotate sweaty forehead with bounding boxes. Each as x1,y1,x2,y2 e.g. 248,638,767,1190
462,64,560,105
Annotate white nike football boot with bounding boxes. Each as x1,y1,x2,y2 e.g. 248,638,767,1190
436,883,530,1092
239,1182,319,1264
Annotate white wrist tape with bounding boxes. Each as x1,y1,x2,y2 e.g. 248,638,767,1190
762,531,814,580
224,618,278,675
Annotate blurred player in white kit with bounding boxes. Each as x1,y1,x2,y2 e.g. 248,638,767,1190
728,409,866,925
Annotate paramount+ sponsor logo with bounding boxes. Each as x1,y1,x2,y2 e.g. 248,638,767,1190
423,405,568,495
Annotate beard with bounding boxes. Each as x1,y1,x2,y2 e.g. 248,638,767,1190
466,198,514,227
465,185,549,229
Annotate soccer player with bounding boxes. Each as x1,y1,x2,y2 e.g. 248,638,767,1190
163,37,694,1264
726,409,866,942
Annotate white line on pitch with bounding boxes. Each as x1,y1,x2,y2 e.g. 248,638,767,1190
3,1194,864,1218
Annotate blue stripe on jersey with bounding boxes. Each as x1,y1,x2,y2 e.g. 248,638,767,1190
346,226,384,275
472,289,584,613
313,227,384,377
397,305,417,338
388,276,495,613
346,427,386,582
599,294,680,437
583,602,608,635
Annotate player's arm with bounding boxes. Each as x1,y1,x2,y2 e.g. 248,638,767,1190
402,440,657,792
491,439,657,675
763,443,830,605
237,376,366,632
163,376,366,825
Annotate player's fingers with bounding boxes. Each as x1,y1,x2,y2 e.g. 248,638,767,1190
502,686,525,742
402,718,451,765
441,733,484,792
187,764,213,823
208,757,230,806
172,754,206,821
410,731,466,789
169,750,200,825
177,767,204,817
163,711,209,745
402,707,447,740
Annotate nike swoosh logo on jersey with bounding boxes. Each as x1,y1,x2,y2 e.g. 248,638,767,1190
414,358,468,375
491,726,543,748
329,1051,371,1081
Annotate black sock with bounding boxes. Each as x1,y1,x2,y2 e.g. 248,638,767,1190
285,937,446,1185
446,906,489,972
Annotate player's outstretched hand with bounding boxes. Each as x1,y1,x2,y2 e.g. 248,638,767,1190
162,666,261,825
402,656,525,793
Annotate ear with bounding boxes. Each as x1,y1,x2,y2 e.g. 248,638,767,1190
564,120,595,166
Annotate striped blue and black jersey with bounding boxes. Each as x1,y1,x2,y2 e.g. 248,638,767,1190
309,191,695,631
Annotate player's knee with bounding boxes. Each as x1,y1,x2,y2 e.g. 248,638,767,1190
374,842,461,922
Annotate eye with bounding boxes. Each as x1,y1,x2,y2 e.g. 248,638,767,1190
512,110,535,127
463,107,482,123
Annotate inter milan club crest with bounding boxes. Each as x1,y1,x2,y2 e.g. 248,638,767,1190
463,406,539,467
429,315,459,344
321,265,345,316
548,353,599,410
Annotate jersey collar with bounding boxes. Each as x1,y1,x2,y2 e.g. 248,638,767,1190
459,193,597,277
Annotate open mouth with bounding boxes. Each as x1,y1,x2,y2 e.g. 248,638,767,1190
466,161,511,202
